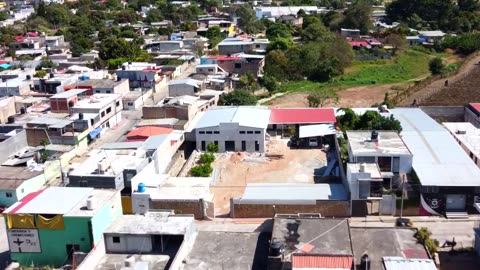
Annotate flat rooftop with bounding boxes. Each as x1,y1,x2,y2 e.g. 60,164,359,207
237,183,347,204
272,218,353,256
147,177,213,201
350,228,429,270
443,122,480,156
346,130,411,156
347,163,382,178
391,108,480,187
95,254,169,270
182,231,269,270
73,79,125,89
4,187,118,217
195,106,271,129
73,94,120,110
50,89,87,99
0,166,44,189
104,212,194,235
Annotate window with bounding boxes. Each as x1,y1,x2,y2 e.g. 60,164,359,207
21,188,24,193
254,131,261,134
213,131,220,134
116,101,120,107
247,131,253,134
106,107,112,114
208,69,214,72
199,131,205,134
112,237,121,243
95,90,100,93
106,90,111,94
80,181,88,187
127,102,134,106
206,131,213,134
255,44,260,48
6,192,13,198
234,63,241,69
240,131,246,134
101,111,105,117
201,141,206,151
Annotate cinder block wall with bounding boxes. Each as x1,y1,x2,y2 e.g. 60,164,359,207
232,201,350,218
151,199,208,219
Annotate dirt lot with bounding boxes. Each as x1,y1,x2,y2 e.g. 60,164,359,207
268,83,399,108
210,139,327,216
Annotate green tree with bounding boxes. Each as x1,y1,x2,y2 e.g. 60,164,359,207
145,9,164,23
219,90,257,105
266,23,291,39
301,21,335,42
238,72,259,92
341,1,371,34
235,4,260,34
0,11,9,21
199,153,215,164
44,4,71,27
190,164,212,177
385,33,406,55
261,75,279,92
429,57,445,75
34,70,47,78
307,88,339,107
207,142,218,153
264,49,290,80
266,37,293,52
206,26,223,48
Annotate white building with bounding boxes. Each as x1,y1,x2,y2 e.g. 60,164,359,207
116,62,167,92
443,122,480,168
255,6,322,19
72,94,123,130
193,106,271,152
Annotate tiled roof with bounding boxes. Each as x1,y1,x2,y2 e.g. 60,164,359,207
292,254,353,269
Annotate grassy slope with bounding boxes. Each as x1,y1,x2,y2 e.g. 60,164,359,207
276,49,435,94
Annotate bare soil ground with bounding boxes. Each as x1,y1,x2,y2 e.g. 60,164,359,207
210,139,327,216
268,83,400,108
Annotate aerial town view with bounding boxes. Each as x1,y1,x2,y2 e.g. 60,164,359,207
2,0,480,269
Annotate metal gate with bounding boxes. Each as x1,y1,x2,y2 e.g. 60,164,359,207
446,194,466,211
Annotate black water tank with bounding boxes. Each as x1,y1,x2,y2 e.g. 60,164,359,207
26,75,31,80
20,107,26,114
79,113,84,120
270,240,284,257
361,254,370,270
7,116,15,124
371,130,378,141
68,100,75,107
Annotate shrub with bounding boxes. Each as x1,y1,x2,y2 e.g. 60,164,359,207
207,142,218,153
415,227,432,243
199,153,215,164
429,57,445,75
190,164,213,177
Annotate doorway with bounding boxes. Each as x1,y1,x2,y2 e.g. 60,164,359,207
225,141,235,151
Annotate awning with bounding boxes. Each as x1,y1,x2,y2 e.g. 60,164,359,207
88,127,103,138
299,124,336,138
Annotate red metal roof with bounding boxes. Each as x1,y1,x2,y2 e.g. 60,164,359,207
292,254,353,269
269,108,336,124
208,55,241,61
126,126,173,141
6,189,45,214
469,103,480,114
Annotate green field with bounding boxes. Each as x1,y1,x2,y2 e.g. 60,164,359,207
276,49,437,93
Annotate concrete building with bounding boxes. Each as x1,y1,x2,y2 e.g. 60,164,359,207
116,62,166,92
69,79,130,96
255,6,321,19
268,217,353,270
49,89,87,113
193,106,271,152
217,37,269,55
0,97,16,123
0,165,46,207
0,77,32,97
72,94,123,130
444,122,480,168
168,79,201,97
200,54,265,77
465,103,480,128
3,187,122,268
76,212,197,270
122,88,153,110
0,127,27,164
25,117,82,146
391,108,480,216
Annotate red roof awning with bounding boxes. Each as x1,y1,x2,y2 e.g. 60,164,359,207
469,103,480,114
292,254,353,269
126,126,173,140
269,108,336,124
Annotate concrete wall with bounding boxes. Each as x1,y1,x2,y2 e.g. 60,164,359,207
104,234,153,253
0,130,27,164
168,84,196,97
68,174,124,190
150,199,213,219
350,154,413,174
195,123,266,152
231,201,350,218
14,174,47,203
218,44,251,55
465,106,480,128
421,106,465,122
0,97,16,123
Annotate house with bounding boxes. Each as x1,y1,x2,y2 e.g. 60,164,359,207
200,53,265,77
406,36,424,46
465,103,480,128
76,212,197,270
0,126,27,164
0,77,32,97
126,126,173,141
418,30,446,43
116,62,166,92
69,78,130,96
268,108,337,147
255,6,320,19
25,117,82,146
49,89,87,113
443,122,480,168
195,64,225,75
341,28,361,38
391,108,480,216
268,217,353,270
0,97,16,123
131,177,214,219
72,94,123,131
168,79,201,97
143,95,215,121
217,37,269,55
35,71,106,94
3,187,122,268
0,165,46,208
232,183,349,218
122,89,153,110
193,106,271,152
277,15,303,26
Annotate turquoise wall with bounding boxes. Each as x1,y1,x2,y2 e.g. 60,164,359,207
10,194,122,268
0,174,46,207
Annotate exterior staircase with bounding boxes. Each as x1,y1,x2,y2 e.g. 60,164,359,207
445,212,469,219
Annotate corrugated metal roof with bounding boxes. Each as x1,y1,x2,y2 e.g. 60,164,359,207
299,124,335,138
383,257,436,270
391,108,480,187
269,108,336,124
127,126,173,140
169,79,199,87
292,254,353,269
238,183,347,204
195,106,270,129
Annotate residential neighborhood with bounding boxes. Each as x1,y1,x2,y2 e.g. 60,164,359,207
1,0,480,270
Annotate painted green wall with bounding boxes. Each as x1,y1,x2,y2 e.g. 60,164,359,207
10,194,122,268
0,174,46,207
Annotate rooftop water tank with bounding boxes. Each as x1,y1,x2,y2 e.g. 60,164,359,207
138,183,146,193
